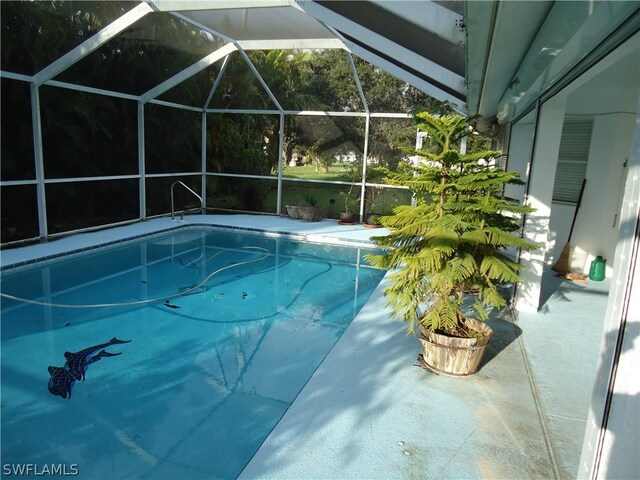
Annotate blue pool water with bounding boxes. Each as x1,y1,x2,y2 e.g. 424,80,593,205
0,227,386,479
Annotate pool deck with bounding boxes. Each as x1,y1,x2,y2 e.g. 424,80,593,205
1,214,606,479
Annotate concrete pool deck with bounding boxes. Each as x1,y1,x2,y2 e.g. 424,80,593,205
1,214,606,479
240,275,557,479
240,270,607,480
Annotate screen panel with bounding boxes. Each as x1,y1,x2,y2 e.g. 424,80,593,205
207,113,280,177
145,104,202,174
1,79,35,181
46,179,139,234
206,175,277,214
282,115,364,182
55,13,225,96
282,180,361,221
0,185,39,242
0,1,136,76
40,86,138,179
364,185,411,216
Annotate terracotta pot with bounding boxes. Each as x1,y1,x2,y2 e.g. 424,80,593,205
364,213,382,228
419,317,493,376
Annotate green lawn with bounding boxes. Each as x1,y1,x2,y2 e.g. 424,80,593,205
206,161,411,218
281,162,355,182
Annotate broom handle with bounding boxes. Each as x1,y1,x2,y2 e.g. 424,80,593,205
567,179,586,243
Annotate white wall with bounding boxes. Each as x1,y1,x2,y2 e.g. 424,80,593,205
546,202,574,266
546,113,635,274
506,30,640,480
503,110,536,268
570,113,635,275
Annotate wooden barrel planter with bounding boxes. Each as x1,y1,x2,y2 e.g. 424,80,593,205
419,318,493,376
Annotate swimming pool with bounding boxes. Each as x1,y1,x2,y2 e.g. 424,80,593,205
0,227,386,479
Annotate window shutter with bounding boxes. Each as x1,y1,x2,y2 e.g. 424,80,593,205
552,119,593,204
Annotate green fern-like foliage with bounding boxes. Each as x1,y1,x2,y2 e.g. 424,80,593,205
366,111,537,336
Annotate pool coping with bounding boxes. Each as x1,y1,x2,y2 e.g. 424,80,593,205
0,214,388,273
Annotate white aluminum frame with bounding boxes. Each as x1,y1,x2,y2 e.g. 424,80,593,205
152,1,294,13
32,3,154,86
43,175,140,184
237,39,345,51
1,4,418,246
292,0,466,111
0,71,33,82
140,43,238,104
44,80,141,101
30,85,47,238
138,102,146,219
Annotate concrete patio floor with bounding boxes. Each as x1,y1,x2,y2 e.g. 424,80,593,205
229,218,606,480
241,269,607,479
240,274,558,479
517,270,609,480
1,214,607,479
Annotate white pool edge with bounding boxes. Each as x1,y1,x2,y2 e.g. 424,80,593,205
0,215,389,272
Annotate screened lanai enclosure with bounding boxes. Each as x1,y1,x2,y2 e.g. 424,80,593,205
2,2,640,479
0,1,467,245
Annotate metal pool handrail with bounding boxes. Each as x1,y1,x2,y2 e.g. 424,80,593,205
171,181,204,221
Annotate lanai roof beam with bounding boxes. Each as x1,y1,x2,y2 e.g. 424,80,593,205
33,3,154,87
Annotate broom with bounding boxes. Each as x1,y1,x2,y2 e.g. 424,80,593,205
552,178,586,274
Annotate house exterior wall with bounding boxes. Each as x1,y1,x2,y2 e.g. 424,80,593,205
546,203,573,267
547,113,636,275
509,32,640,480
570,113,636,275
578,98,640,480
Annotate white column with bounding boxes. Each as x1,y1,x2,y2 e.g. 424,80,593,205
515,95,566,312
138,102,146,219
201,111,207,211
30,84,48,238
359,114,370,222
276,112,284,215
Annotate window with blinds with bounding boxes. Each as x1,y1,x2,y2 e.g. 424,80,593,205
552,119,593,204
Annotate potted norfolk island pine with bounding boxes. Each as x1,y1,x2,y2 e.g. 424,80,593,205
366,112,536,376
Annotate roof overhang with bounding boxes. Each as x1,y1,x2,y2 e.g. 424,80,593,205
465,0,639,127
464,1,552,122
